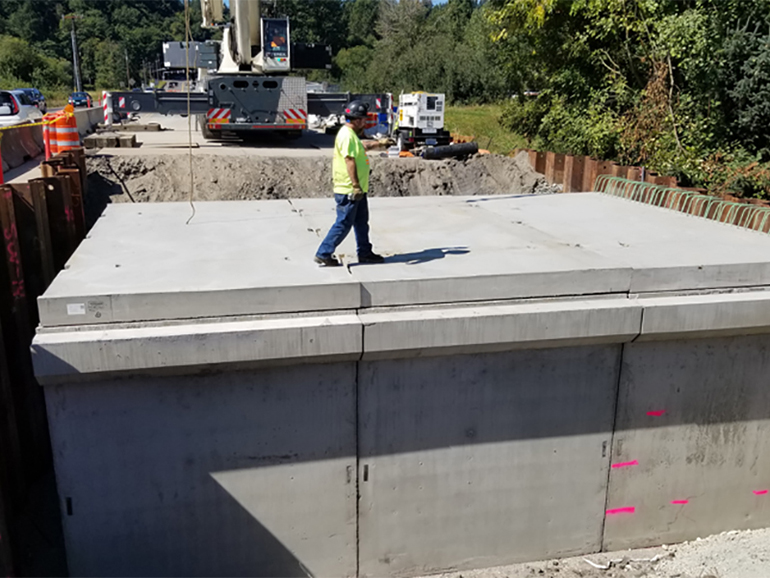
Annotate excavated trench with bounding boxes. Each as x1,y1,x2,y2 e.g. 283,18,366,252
85,151,554,223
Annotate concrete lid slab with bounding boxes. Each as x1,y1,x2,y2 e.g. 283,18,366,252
293,196,633,307
38,194,770,328
39,200,359,326
488,193,770,292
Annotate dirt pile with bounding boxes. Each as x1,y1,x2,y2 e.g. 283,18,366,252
86,151,553,205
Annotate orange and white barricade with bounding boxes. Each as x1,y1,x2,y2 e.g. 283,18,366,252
48,106,81,155
103,92,113,128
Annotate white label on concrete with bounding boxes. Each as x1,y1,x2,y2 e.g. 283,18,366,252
67,303,86,316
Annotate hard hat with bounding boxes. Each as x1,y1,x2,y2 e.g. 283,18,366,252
344,100,369,120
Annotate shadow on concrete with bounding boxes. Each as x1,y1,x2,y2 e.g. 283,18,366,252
72,478,311,577
56,473,310,577
43,363,356,577
371,246,470,265
14,469,68,577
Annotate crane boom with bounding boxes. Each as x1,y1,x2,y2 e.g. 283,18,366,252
200,0,224,26
201,0,270,73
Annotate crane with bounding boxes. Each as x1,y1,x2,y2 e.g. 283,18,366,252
108,0,390,141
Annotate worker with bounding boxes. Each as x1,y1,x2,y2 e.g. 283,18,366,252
315,100,393,267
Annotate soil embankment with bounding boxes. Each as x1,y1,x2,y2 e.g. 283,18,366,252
86,151,552,205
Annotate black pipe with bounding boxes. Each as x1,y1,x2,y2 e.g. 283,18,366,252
422,142,479,160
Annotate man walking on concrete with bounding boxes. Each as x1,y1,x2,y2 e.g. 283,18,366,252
315,100,391,267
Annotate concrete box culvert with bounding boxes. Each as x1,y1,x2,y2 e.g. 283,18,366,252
32,194,770,577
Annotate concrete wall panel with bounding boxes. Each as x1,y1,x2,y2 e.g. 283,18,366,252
358,346,621,577
45,363,357,577
604,335,770,550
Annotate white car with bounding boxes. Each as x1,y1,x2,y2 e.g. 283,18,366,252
0,90,43,126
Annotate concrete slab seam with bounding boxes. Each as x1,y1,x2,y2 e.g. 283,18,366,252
630,306,645,343
600,342,627,551
355,308,362,577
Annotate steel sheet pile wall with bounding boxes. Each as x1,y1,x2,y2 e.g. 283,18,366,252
524,149,679,192
0,148,88,575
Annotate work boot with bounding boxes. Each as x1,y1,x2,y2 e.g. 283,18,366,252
358,252,385,264
314,255,341,267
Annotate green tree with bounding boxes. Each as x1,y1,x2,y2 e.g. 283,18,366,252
345,0,380,46
0,35,47,85
335,44,375,91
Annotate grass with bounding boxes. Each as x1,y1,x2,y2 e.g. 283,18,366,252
444,103,528,155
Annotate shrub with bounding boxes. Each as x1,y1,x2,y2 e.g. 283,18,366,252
499,93,550,139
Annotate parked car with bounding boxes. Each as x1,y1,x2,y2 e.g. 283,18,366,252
0,90,43,126
68,91,93,108
14,87,46,113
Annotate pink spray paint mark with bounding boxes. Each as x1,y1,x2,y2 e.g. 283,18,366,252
611,460,639,469
647,410,666,417
671,500,689,505
606,506,635,515
753,490,768,495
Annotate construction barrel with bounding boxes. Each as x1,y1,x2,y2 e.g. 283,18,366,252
51,112,80,154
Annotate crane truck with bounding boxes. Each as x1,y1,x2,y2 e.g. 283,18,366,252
108,0,389,140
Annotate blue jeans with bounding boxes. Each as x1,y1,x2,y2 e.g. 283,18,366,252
316,194,373,259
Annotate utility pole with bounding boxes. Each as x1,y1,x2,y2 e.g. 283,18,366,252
62,14,83,92
125,48,131,88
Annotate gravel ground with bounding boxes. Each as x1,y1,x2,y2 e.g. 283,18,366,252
422,528,770,578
